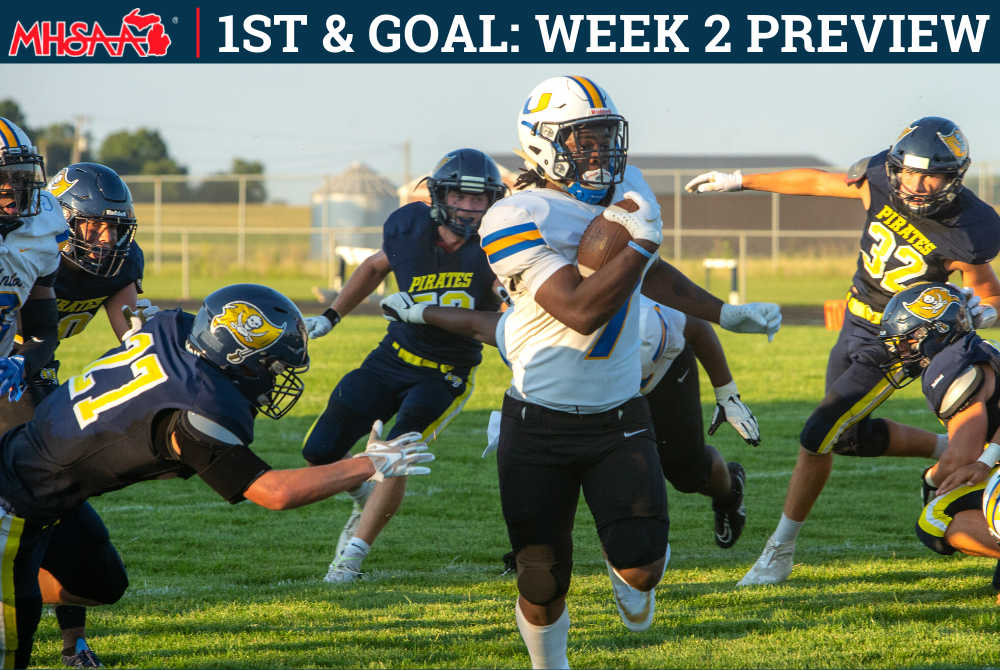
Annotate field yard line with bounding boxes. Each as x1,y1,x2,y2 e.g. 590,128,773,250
748,463,920,479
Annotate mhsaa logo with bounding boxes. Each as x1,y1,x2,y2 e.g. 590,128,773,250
903,286,959,321
10,8,171,57
210,301,286,364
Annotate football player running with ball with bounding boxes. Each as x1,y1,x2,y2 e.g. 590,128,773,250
874,283,1000,592
302,149,506,583
0,284,434,668
686,117,1000,587
1,163,153,668
479,76,779,669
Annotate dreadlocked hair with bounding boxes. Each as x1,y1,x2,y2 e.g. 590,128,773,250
514,168,548,191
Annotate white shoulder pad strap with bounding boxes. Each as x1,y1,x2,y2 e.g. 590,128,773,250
939,365,985,421
186,411,244,446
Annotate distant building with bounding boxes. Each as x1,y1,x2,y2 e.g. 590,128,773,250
311,162,397,262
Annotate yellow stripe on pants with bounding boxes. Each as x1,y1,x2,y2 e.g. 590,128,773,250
0,512,24,667
816,378,896,455
421,367,477,443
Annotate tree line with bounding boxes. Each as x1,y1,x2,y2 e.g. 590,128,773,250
0,99,266,204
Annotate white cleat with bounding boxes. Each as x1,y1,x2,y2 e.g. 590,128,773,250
736,537,795,587
605,558,659,632
323,554,363,584
336,481,374,557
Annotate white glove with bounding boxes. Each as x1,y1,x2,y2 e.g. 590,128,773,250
720,302,782,342
121,299,161,341
708,380,760,446
380,292,428,324
304,315,334,339
601,191,663,246
354,421,435,482
685,170,744,194
949,283,997,329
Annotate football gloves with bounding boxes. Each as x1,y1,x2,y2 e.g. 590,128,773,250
708,380,760,446
720,302,782,342
121,299,161,341
601,191,663,246
685,170,744,193
381,292,428,324
304,309,341,340
0,355,25,402
949,283,998,329
354,421,435,482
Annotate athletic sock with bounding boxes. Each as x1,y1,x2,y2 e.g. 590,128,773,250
342,537,371,560
515,600,570,669
933,434,949,460
772,514,804,545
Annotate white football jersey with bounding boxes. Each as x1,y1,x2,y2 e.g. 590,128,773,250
637,296,687,395
481,166,661,412
0,191,68,356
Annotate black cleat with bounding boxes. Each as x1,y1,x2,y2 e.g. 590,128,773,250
921,466,939,507
62,642,103,669
713,462,746,549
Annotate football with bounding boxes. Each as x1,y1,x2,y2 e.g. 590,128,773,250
577,199,639,276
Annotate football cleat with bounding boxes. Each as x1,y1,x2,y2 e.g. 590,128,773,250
336,481,373,557
323,554,363,584
604,544,669,632
713,462,746,549
736,537,795,587
921,467,939,507
62,640,104,668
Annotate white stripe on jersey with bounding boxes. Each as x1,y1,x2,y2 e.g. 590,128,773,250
481,166,662,412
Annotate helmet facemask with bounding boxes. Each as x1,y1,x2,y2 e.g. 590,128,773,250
537,117,628,204
251,358,309,420
879,316,968,389
64,211,138,277
886,161,967,217
0,158,45,222
431,184,502,241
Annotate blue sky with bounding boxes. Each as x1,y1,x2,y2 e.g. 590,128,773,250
4,63,1000,183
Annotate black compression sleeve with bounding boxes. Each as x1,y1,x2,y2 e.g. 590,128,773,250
33,271,57,288
17,297,58,377
172,411,272,503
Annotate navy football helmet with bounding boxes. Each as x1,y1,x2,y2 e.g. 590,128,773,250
886,117,970,217
0,117,45,228
424,149,507,240
187,284,309,419
878,282,972,388
49,163,138,277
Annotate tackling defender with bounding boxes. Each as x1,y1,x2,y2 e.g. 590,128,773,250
481,75,779,668
873,283,1000,590
381,291,758,548
1,162,152,669
301,149,506,583
686,117,1000,586
0,283,435,668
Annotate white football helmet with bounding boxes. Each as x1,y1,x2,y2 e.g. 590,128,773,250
983,468,1000,541
0,117,45,223
517,76,628,204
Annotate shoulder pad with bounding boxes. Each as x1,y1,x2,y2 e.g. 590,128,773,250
844,156,871,187
938,364,985,421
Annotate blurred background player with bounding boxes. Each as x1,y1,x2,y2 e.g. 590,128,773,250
0,283,435,668
686,116,1000,586
0,163,153,668
301,149,507,583
481,75,780,669
873,283,1000,591
381,291,758,549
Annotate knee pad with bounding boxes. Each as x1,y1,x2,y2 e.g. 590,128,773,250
301,397,371,465
828,418,890,457
600,517,670,570
515,544,571,606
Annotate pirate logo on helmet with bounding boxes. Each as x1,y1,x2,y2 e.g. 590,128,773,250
903,286,959,321
210,301,286,364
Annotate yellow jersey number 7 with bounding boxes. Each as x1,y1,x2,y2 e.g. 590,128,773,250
68,332,169,429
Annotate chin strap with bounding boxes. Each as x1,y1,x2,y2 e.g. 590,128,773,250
512,147,608,203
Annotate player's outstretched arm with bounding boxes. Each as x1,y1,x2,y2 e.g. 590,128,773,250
382,293,503,346
305,250,393,339
686,168,865,200
950,262,1000,328
934,371,993,488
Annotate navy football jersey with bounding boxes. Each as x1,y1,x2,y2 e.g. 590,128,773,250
923,333,1000,431
0,309,261,523
383,202,500,368
52,242,145,341
852,151,1000,312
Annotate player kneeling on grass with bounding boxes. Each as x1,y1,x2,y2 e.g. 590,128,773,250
875,282,1000,591
0,283,434,669
382,291,757,549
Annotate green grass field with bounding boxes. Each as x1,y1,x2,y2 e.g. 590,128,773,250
29,316,1000,668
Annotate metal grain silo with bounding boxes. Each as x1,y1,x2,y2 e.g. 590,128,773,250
311,162,398,258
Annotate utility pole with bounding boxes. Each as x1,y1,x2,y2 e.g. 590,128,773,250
70,116,91,164
402,140,411,194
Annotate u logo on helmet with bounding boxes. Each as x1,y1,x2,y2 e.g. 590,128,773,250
940,128,968,159
903,286,958,321
210,301,286,364
48,169,78,197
